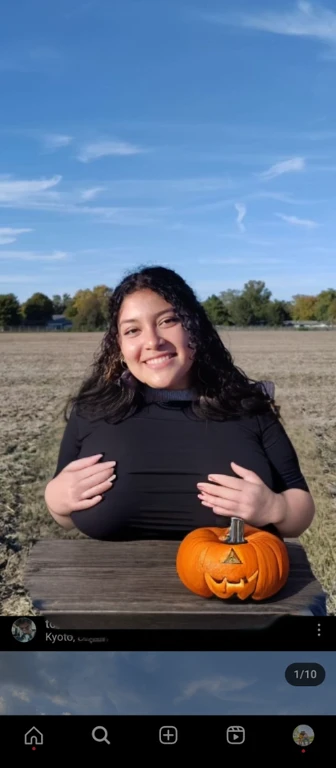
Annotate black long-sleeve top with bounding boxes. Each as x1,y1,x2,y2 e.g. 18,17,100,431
52,398,310,541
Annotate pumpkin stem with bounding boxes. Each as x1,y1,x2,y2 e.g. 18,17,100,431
222,517,247,544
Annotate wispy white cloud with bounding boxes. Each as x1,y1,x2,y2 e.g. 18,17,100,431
77,140,145,163
175,675,257,703
0,274,41,284
0,196,168,226
0,175,61,203
0,250,68,261
259,157,305,180
43,134,73,151
0,227,33,245
200,2,336,46
80,186,105,201
78,206,167,225
275,213,319,228
234,202,246,231
250,191,311,204
239,1,336,44
11,690,31,702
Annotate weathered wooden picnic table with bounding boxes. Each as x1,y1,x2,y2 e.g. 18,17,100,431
24,537,324,629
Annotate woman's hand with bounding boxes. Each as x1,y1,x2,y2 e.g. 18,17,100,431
45,454,117,518
197,461,284,528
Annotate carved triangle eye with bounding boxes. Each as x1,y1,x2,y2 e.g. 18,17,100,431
223,548,242,564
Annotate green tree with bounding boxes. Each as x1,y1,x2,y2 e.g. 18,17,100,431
240,280,272,324
61,293,72,310
22,293,54,326
64,286,112,325
64,289,92,321
266,300,292,326
219,289,241,315
291,295,317,321
0,294,22,328
314,289,336,322
228,295,256,326
64,300,77,319
71,294,106,330
52,295,64,314
327,297,336,323
92,285,113,324
202,295,231,325
219,282,272,325
52,293,73,315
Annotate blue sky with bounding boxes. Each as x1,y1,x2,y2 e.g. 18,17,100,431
0,651,334,714
1,0,336,303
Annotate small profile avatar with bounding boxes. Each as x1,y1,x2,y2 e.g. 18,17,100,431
293,724,314,747
11,617,37,643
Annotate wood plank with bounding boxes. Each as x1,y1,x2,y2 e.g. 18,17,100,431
24,538,325,629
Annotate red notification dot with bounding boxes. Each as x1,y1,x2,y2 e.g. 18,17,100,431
301,749,305,753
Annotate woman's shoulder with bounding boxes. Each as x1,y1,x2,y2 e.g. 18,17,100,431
232,406,281,435
67,403,108,437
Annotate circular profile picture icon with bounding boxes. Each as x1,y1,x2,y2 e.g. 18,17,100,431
11,617,37,643
293,724,315,748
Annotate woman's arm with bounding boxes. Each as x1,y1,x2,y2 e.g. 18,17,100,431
45,406,80,528
51,406,82,479
270,487,315,538
47,506,76,530
258,410,316,537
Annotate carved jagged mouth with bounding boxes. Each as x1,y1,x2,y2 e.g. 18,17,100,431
204,570,259,599
208,571,258,587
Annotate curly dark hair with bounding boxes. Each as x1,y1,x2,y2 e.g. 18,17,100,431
64,264,280,423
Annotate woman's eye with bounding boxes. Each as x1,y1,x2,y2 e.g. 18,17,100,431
124,317,178,335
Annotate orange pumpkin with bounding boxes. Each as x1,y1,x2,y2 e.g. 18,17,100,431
176,517,289,601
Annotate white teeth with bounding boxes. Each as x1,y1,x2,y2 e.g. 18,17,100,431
146,355,173,366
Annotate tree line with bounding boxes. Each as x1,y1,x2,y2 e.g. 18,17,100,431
0,281,336,330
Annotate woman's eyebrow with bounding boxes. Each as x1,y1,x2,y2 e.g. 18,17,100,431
119,309,174,326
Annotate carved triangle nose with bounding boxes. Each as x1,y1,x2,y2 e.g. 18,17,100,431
223,548,242,564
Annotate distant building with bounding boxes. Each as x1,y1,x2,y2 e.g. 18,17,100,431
46,314,73,330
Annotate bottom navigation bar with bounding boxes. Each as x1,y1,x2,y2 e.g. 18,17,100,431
2,716,332,757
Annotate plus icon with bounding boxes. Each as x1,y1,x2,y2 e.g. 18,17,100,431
159,726,178,744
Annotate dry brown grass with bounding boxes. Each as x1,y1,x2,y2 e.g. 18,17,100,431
1,330,335,615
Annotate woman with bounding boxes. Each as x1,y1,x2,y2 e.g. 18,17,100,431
44,265,315,542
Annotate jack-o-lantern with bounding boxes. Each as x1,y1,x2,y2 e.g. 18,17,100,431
176,517,290,601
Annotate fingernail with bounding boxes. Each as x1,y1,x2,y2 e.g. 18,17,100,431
109,474,116,482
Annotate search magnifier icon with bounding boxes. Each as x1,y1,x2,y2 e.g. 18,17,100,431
92,726,110,745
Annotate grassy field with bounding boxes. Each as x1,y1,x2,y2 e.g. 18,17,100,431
1,330,336,615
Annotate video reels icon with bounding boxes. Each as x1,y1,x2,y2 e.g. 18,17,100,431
226,725,245,745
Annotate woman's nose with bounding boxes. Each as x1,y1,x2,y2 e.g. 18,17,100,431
143,328,164,347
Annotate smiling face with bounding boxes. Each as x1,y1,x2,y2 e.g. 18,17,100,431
117,288,195,390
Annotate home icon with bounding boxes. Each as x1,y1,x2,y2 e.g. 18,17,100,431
24,727,43,746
